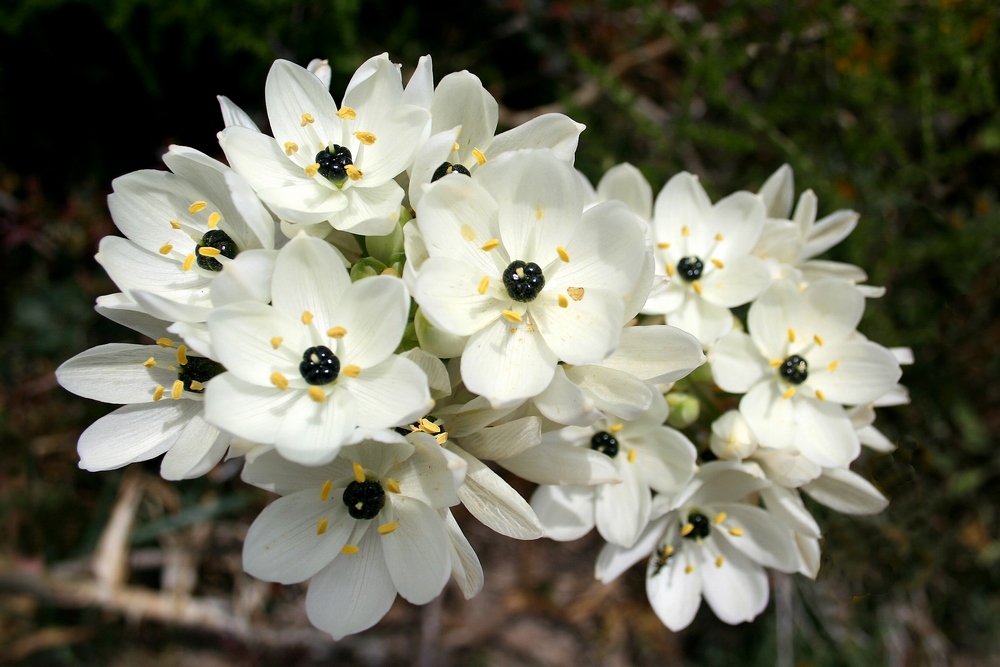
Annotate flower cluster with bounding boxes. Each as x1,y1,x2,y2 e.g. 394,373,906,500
57,53,907,638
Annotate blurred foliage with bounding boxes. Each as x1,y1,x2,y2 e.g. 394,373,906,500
1,0,998,665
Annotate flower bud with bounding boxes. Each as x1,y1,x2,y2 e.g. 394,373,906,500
709,410,758,460
665,392,699,429
414,308,468,359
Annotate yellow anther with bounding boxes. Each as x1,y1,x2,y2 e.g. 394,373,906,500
481,238,500,251
478,276,490,295
557,294,568,308
169,220,181,229
729,527,744,537
627,449,637,463
681,225,690,237
342,365,361,378
308,386,326,402
609,423,624,433
156,338,175,348
198,247,221,257
171,380,184,400
815,389,826,401
814,334,824,346
345,165,363,181
189,201,207,214
419,418,441,434
827,360,839,372
153,385,165,401
685,564,695,574
472,148,486,165
341,544,359,555
385,479,402,494
664,546,675,557
666,263,675,277
176,345,188,365
353,462,365,483
657,242,671,249
452,142,460,152
270,369,288,389
207,212,221,229
270,337,283,349
183,254,195,271
159,243,173,255
681,522,694,537
381,267,398,277
716,556,725,568
460,224,476,241
304,163,320,177
301,311,314,325
567,287,584,302
713,512,727,524
316,518,328,535
770,359,783,367
787,328,796,342
557,246,570,262
782,386,796,399
378,522,399,535
711,258,724,269
300,113,315,126
189,381,205,391
715,233,724,241
353,131,376,145
536,208,544,220
320,480,333,502
502,309,522,323
327,326,347,338
692,280,703,295
284,141,299,156
336,106,356,120
435,432,449,445
143,357,156,368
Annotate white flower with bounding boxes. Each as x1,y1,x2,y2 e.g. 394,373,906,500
412,149,650,407
710,279,902,467
240,432,479,639
642,172,771,345
531,391,698,547
596,462,798,630
204,234,432,465
220,55,431,235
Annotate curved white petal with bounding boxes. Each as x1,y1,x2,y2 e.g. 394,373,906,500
600,325,705,384
710,331,769,394
77,400,202,471
501,441,621,486
713,502,798,571
597,162,652,220
802,467,889,514
646,540,703,631
57,343,178,404
271,234,351,327
596,516,667,583
757,164,794,219
159,412,229,480
381,497,451,604
699,537,769,625
275,388,356,465
447,444,543,539
596,460,650,548
460,318,557,409
345,355,432,430
441,507,484,599
530,484,595,541
203,372,300,445
486,113,584,163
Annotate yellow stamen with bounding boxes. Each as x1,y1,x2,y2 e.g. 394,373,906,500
567,287,584,301
782,386,796,399
770,359,783,367
183,254,196,271
143,357,156,368
300,113,315,126
480,238,500,251
716,556,725,568
156,338,174,348
378,522,399,535
336,106,356,120
171,380,184,400
711,258,724,269
681,523,694,537
198,247,221,257
657,242,671,249
666,263,675,277
787,328,796,342
814,334,824,346
472,148,486,165
557,294,568,308
715,233,724,241
301,311,314,325
827,360,839,372
627,449,637,463
284,141,299,156
478,276,490,295
815,389,826,401
159,243,173,255
460,224,476,241
609,423,624,433
176,345,188,365
342,365,361,378
207,212,221,229
308,386,326,402
304,163,320,177
557,246,570,262
270,337,282,349
685,564,695,574
681,225,690,237
692,280,703,295
316,518,328,535
353,131,376,145
452,142,460,152
381,267,398,276
419,418,440,434
729,527,744,537
435,433,448,445
169,220,181,230
714,512,727,524
341,544,359,555
153,385,165,401
353,462,365,483
327,326,347,338
502,309,522,323
664,546,675,557
320,480,332,502
385,479,401,494
345,165,363,181
189,201,207,214
189,380,204,391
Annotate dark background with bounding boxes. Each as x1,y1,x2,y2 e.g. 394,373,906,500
1,0,998,665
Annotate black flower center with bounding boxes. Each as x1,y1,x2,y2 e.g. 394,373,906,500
196,229,239,271
177,356,226,393
342,480,385,520
430,162,471,182
590,431,619,458
779,354,809,384
684,512,711,540
676,256,704,282
300,346,341,385
316,144,354,183
502,260,545,302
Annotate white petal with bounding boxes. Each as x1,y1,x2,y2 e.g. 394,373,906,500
336,276,409,367
646,541,703,631
596,516,666,583
713,502,798,571
275,389,356,465
265,60,341,152
256,181,349,225
597,163,652,220
759,486,821,539
95,293,171,341
802,467,889,514
400,348,451,398
533,365,602,426
486,113,584,163
665,290,735,345
403,55,434,110
458,417,541,461
739,381,797,451
345,355,432,429
271,234,351,327
327,181,404,236
802,209,859,259
757,164,794,219
697,255,771,308
97,236,209,306
77,401,202,471
531,288,624,365
413,257,501,336
207,301,305,386
551,201,648,296
808,340,902,405
710,331,769,394
709,192,767,264
210,249,276,307
596,460,650,547
636,427,699,495
408,128,460,210
652,172,713,248
447,444,543,539
795,533,822,578
241,446,349,495
381,497,451,604
203,372,300,445
131,290,211,324
752,448,822,487
600,325,705,384
460,319,557,408
441,508,484,599
217,95,260,131
563,364,652,421
501,441,621,486
307,58,332,88
791,397,861,468
159,413,229,480
430,71,498,163
530,484,595,541
219,125,314,191
415,175,500,275
699,536,769,624
57,343,177,404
